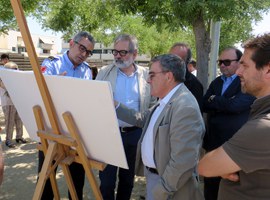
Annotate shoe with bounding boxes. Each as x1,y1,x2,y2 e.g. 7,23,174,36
6,141,16,148
15,138,27,143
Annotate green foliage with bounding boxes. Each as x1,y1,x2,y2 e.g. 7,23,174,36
0,0,39,34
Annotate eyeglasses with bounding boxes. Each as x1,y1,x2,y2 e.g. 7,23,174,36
148,71,167,80
74,41,93,56
112,49,132,57
217,59,238,66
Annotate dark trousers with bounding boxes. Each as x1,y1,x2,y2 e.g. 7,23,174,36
99,128,142,200
38,150,85,200
204,176,221,200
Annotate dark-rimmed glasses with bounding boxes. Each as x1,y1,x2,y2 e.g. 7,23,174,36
148,71,167,80
74,41,93,56
112,49,132,57
217,59,238,66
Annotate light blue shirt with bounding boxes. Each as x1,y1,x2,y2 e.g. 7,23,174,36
42,51,92,79
221,74,237,95
114,67,140,127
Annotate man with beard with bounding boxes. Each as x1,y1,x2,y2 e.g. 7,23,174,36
96,34,156,200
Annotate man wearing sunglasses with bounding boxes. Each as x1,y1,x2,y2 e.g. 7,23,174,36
202,47,255,200
39,31,95,200
96,34,156,200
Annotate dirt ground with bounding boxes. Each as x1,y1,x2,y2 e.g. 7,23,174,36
0,108,146,200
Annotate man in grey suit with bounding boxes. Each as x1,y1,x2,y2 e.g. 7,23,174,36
116,54,205,200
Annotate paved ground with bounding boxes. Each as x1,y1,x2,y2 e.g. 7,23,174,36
0,108,146,199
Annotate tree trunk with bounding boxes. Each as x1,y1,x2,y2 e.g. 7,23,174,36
192,13,211,93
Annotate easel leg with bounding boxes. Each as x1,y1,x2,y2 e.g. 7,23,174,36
61,164,79,200
33,142,60,200
63,112,103,200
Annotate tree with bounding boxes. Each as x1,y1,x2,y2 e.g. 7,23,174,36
0,0,39,34
111,0,270,89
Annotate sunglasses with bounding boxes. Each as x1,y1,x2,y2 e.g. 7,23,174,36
112,49,132,57
217,59,238,66
74,41,93,56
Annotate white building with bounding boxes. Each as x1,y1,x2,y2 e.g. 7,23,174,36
0,30,58,57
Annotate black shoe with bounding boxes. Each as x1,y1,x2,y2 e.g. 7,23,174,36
16,138,27,143
6,141,16,148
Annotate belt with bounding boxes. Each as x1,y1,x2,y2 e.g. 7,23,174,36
119,126,138,133
146,166,158,174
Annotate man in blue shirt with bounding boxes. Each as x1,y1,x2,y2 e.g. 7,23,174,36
202,47,255,200
96,34,155,200
39,31,95,200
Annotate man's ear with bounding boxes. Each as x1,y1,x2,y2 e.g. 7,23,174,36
265,62,270,79
69,39,74,47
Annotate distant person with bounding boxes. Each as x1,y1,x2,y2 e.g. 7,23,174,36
0,137,4,185
188,59,197,76
115,54,205,200
0,62,27,148
169,43,203,110
198,34,270,200
202,47,255,200
40,31,95,200
91,66,98,80
1,54,10,65
96,34,155,200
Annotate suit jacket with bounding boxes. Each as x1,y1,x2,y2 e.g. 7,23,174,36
203,76,256,151
117,84,205,200
96,63,156,113
184,70,204,111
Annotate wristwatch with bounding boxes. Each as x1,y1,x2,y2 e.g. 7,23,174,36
208,95,216,102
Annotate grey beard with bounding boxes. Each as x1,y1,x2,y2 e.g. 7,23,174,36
114,59,133,69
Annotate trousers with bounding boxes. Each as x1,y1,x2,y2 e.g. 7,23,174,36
2,105,23,141
99,128,142,200
38,150,85,200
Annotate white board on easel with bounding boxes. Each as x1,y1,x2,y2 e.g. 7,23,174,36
0,69,128,169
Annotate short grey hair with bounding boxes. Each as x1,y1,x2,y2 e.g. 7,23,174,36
151,54,186,83
114,34,138,53
73,31,95,46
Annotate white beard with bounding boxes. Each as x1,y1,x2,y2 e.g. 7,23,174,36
114,57,134,69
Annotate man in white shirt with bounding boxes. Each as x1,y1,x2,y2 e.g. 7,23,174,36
116,54,205,200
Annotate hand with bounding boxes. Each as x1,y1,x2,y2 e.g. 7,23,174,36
59,71,67,76
221,173,239,182
114,100,119,108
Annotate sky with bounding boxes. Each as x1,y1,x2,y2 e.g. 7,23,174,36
26,11,270,52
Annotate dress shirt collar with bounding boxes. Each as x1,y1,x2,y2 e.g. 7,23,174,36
117,64,138,77
159,83,182,107
221,74,237,82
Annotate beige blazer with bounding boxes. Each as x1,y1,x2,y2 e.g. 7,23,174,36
117,84,205,200
96,63,156,113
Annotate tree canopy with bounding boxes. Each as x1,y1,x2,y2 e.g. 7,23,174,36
1,0,270,88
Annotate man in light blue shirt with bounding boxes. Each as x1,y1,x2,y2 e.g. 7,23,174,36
202,47,255,200
96,34,155,200
39,31,95,200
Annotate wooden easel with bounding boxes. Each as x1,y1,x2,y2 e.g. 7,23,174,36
10,0,105,199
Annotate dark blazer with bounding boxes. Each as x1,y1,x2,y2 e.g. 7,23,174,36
184,70,204,111
203,76,256,151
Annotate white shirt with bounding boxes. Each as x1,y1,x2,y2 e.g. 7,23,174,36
141,83,182,168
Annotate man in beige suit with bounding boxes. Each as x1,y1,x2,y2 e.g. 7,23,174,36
96,34,155,200
116,54,205,200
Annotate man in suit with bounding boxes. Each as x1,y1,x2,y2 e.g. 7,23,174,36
169,43,203,110
96,34,155,200
202,47,255,200
116,54,205,200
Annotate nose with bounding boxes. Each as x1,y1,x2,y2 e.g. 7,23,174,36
147,76,151,83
